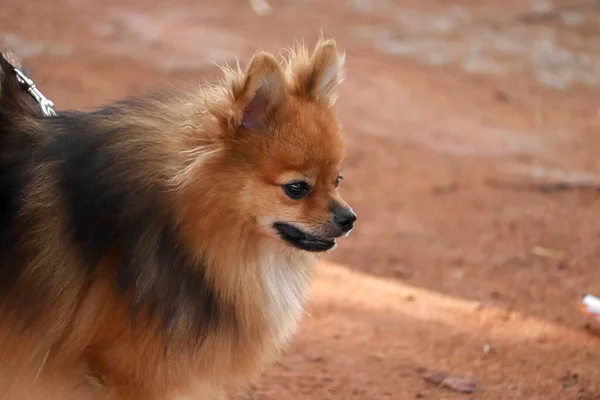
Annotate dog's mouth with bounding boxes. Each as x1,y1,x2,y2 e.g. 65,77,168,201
273,222,336,252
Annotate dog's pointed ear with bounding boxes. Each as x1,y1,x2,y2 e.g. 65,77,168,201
239,53,285,131
291,38,345,105
227,52,285,134
210,52,286,135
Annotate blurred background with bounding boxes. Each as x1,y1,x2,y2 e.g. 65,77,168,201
3,0,600,398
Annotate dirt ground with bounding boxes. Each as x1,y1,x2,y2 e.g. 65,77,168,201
3,0,600,398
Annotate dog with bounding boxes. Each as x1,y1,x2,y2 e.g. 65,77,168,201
0,37,355,399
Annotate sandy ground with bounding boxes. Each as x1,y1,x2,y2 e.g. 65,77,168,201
3,0,600,398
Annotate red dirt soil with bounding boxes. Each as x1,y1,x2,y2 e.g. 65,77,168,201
3,0,600,398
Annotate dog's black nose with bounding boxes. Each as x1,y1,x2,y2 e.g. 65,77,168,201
333,207,357,232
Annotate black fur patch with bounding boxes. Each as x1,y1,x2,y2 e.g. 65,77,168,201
0,95,234,341
0,134,33,295
0,55,41,296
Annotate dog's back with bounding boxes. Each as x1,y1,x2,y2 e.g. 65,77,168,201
0,49,42,296
0,49,37,294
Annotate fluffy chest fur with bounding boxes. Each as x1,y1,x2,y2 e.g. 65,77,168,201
259,246,316,348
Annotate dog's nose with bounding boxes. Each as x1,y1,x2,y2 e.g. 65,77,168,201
333,207,357,232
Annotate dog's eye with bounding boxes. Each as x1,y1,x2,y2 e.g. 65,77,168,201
282,181,311,200
335,175,343,188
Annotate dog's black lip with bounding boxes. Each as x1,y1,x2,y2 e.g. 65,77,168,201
273,222,336,252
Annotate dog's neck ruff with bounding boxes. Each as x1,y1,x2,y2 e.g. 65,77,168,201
0,52,57,117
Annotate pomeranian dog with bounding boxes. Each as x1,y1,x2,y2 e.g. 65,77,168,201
0,37,355,400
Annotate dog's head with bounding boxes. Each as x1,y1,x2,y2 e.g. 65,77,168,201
182,38,355,253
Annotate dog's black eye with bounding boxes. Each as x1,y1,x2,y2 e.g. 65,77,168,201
335,175,343,188
283,181,311,200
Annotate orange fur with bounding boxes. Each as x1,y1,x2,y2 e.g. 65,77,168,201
0,37,354,399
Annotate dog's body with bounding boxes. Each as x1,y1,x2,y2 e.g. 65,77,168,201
0,39,355,399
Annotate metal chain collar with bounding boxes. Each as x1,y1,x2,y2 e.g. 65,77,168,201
13,67,57,117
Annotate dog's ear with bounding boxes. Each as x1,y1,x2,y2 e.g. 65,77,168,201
211,51,286,135
289,38,345,105
237,52,286,132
